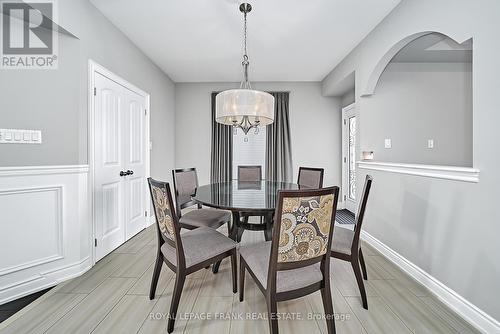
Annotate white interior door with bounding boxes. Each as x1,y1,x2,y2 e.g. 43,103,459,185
123,89,147,240
342,104,357,213
93,70,148,261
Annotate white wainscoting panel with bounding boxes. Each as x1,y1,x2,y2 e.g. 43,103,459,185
0,165,90,305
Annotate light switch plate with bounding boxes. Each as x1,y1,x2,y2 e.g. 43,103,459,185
384,138,392,149
0,129,42,144
427,139,434,149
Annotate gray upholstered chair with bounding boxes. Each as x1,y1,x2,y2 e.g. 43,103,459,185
238,165,262,181
237,165,265,241
330,175,373,310
172,168,231,231
297,167,324,189
148,178,237,333
239,186,340,334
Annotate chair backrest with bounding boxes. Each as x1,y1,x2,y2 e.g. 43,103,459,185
172,168,199,217
352,175,373,252
238,165,262,182
297,167,324,189
268,187,339,290
148,178,186,267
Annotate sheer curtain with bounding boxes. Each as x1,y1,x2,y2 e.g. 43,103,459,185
265,92,293,182
210,92,233,183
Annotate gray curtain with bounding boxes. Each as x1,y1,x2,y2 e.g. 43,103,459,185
210,92,233,183
266,92,293,182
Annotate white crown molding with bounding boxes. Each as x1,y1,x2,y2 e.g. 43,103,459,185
357,161,479,183
0,165,89,177
361,231,500,334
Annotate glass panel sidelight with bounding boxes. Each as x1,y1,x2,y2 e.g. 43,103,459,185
348,116,356,200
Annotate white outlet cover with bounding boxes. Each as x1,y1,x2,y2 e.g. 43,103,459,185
428,139,434,149
384,138,392,149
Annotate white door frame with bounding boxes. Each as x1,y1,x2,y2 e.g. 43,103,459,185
341,103,356,212
88,60,151,265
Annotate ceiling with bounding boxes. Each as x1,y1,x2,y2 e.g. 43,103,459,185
392,33,472,63
89,0,401,82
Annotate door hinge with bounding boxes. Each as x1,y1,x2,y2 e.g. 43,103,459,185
145,210,148,217
94,87,96,96
344,195,346,201
94,238,97,247
344,119,346,125
144,109,147,116
344,157,347,163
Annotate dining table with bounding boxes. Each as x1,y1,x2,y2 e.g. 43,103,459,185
192,180,300,242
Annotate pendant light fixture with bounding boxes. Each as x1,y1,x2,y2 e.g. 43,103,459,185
215,3,275,135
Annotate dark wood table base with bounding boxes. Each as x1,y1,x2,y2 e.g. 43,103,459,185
213,210,273,273
230,211,273,242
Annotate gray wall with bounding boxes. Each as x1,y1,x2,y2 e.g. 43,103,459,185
0,0,175,181
365,62,472,166
322,0,500,322
341,90,355,107
175,82,342,187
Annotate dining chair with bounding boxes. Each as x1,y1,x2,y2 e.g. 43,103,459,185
237,165,265,240
330,175,373,310
238,165,262,181
172,168,231,232
148,178,237,333
239,186,340,334
297,167,324,189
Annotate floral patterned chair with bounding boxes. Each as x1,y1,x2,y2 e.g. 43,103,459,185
148,178,237,333
239,186,340,334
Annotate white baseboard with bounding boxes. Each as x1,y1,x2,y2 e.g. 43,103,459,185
0,257,91,305
361,231,500,334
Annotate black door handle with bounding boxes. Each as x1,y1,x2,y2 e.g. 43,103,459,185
126,170,134,176
120,171,127,177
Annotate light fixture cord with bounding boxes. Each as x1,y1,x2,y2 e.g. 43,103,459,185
242,7,251,89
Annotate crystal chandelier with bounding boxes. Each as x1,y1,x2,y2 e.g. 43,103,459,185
215,3,275,135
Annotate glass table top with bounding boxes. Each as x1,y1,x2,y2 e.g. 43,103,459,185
192,181,300,211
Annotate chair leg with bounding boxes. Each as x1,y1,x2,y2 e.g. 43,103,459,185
149,253,163,300
167,274,186,333
359,248,368,280
351,256,368,310
239,257,245,302
212,260,221,274
321,283,336,334
231,250,237,294
266,296,279,334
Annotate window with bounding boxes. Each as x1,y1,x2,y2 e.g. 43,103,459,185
232,127,266,179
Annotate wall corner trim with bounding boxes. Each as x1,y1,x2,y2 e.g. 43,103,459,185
361,231,500,334
357,161,479,183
